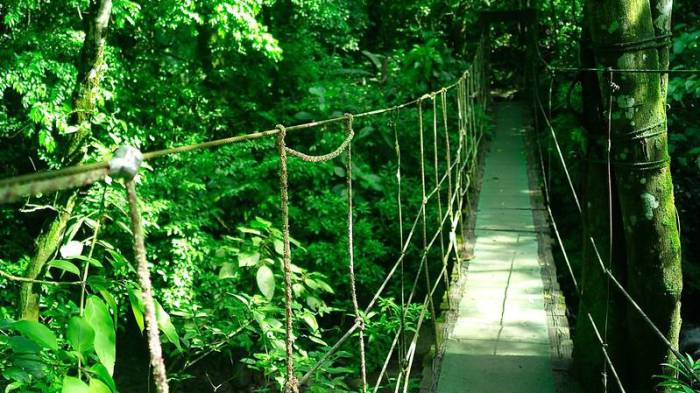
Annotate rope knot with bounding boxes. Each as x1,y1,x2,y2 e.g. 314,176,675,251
355,315,365,331
344,112,354,125
285,376,299,393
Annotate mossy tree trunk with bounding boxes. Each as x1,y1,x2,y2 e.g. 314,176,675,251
581,0,683,391
19,0,113,320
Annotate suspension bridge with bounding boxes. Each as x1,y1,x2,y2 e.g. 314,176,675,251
0,9,696,393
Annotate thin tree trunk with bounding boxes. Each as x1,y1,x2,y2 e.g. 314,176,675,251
19,0,113,320
585,0,682,391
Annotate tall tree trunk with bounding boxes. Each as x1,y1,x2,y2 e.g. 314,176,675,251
19,0,113,320
573,20,629,393
585,0,683,391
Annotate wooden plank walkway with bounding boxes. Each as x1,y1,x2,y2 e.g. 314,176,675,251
435,102,558,393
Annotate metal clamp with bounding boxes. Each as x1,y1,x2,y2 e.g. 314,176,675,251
109,145,143,180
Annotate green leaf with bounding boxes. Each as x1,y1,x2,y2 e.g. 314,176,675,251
155,301,182,351
88,379,111,393
273,239,285,255
256,265,275,300
98,290,118,314
218,262,236,279
74,255,104,268
89,364,117,393
48,260,81,276
11,320,58,350
307,335,328,346
315,280,334,294
238,227,262,235
67,316,95,354
301,312,318,331
62,376,89,393
128,288,145,332
6,336,41,354
306,296,322,311
85,296,116,375
238,252,260,267
4,380,24,391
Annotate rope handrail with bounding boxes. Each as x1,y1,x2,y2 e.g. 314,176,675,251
0,75,466,205
534,45,700,75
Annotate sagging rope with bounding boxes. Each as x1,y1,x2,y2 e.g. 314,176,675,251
276,115,365,392
0,78,465,205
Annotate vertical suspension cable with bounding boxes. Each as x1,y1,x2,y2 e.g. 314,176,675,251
453,77,466,280
602,70,616,392
275,125,299,393
442,90,454,225
547,73,555,191
392,108,408,372
344,115,367,393
418,98,440,353
459,75,470,244
433,96,450,304
441,89,457,281
125,180,169,393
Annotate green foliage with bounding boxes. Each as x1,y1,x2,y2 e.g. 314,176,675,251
655,355,700,393
0,296,119,392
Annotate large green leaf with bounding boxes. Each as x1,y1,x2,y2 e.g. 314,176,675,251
155,301,182,352
6,336,41,354
62,376,89,393
218,262,236,279
88,379,112,393
273,239,285,255
89,364,117,393
256,265,275,300
67,316,95,354
238,252,260,267
301,312,319,332
85,296,116,375
12,320,58,351
127,288,145,332
47,260,81,276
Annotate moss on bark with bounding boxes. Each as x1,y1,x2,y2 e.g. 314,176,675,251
18,0,113,320
582,0,683,391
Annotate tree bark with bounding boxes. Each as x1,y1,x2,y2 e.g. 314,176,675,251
650,0,672,101
584,0,683,391
19,0,113,320
573,20,629,393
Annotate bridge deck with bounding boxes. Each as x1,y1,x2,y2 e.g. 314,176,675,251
436,102,557,393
